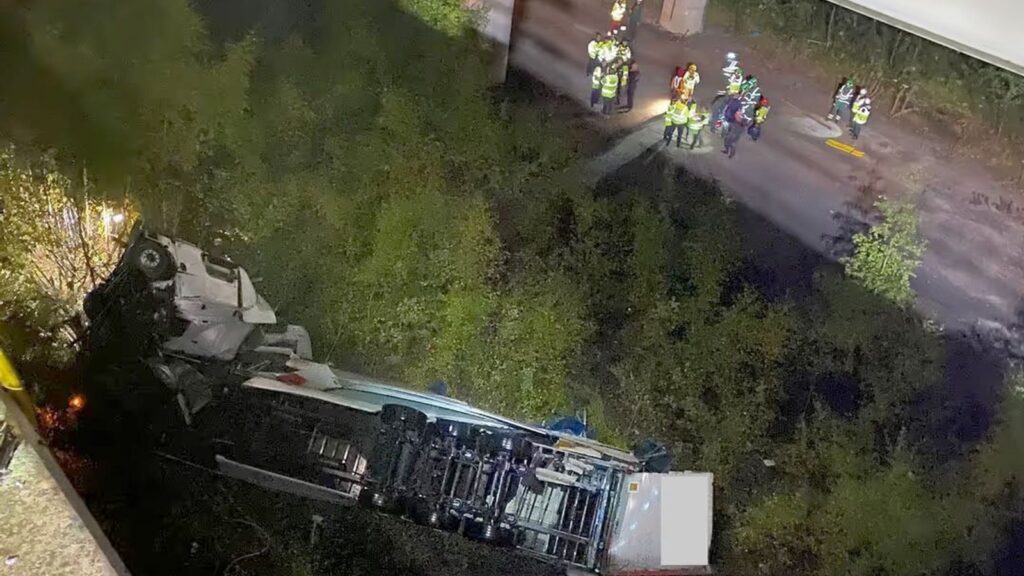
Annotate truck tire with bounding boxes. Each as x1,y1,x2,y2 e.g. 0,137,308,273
131,239,175,281
380,404,427,435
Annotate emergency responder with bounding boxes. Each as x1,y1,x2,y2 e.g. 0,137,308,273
727,67,743,95
723,52,740,77
587,33,602,77
625,61,640,111
827,78,856,122
626,0,644,42
670,66,685,99
599,34,618,65
686,107,709,150
617,61,630,106
591,64,604,108
663,98,689,147
680,63,700,102
722,108,747,159
684,99,699,135
739,75,761,121
618,39,632,63
749,96,770,141
610,0,627,30
850,88,868,117
720,94,743,130
850,94,871,139
602,64,620,115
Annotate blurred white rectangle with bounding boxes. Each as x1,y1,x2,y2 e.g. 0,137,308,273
828,0,1024,76
660,472,713,567
606,472,713,572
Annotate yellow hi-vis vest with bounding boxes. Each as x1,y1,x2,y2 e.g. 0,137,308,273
755,105,770,124
592,67,603,90
588,40,599,60
727,72,742,94
852,104,871,124
666,101,688,125
683,71,700,91
620,66,629,87
601,72,619,99
687,113,708,132
611,1,626,21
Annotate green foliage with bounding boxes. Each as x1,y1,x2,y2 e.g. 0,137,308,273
25,0,256,188
732,451,967,576
612,191,793,487
841,196,926,307
398,0,477,36
0,147,131,362
807,271,942,435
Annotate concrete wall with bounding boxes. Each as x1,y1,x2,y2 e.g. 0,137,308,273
826,0,1024,77
659,0,708,36
465,0,516,82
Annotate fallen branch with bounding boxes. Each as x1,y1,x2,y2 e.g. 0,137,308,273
222,518,271,576
890,106,918,119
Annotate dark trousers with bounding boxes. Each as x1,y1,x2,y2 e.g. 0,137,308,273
626,83,637,110
591,89,601,108
723,131,742,158
851,122,864,139
603,96,615,115
688,129,703,149
586,58,598,77
664,124,683,146
828,101,849,120
748,123,762,141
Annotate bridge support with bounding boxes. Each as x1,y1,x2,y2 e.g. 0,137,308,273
659,0,708,36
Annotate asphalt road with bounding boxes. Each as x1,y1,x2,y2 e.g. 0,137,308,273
510,0,1024,333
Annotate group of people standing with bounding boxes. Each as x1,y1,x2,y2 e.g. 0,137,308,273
827,78,873,139
664,52,770,158
661,64,708,149
587,29,640,115
710,53,772,158
587,0,874,162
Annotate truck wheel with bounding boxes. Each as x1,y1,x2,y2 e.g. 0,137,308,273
380,404,427,435
131,240,175,281
465,519,512,546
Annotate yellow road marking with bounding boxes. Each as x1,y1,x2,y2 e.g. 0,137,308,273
826,138,865,158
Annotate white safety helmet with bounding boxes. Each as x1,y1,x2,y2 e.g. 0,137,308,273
726,52,738,61
859,88,867,95
863,97,872,105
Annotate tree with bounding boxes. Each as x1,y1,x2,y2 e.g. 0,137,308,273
978,68,1024,136
841,196,925,307
0,147,133,362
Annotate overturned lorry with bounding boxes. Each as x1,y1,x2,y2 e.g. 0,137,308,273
85,224,714,575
